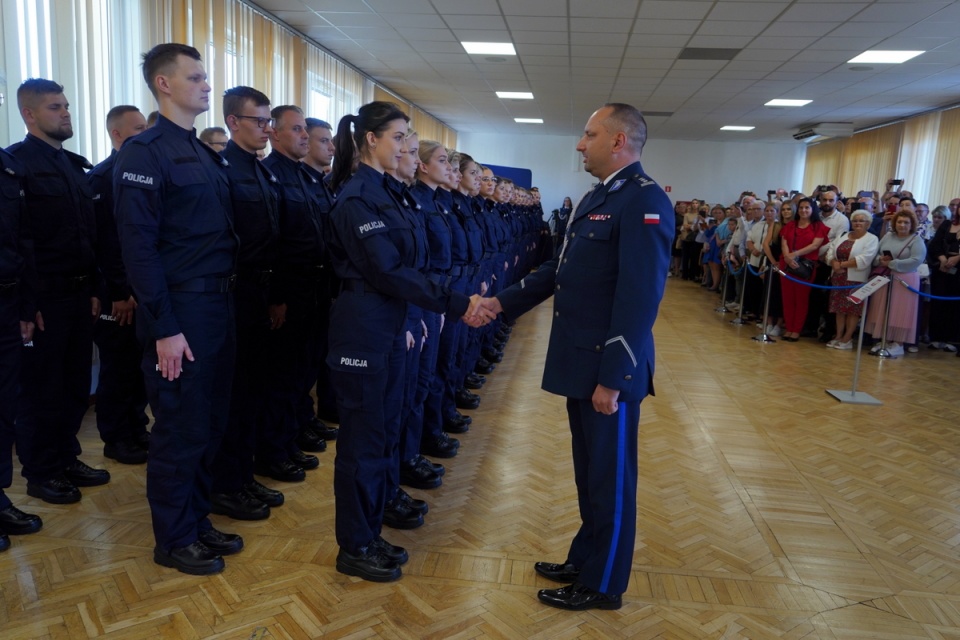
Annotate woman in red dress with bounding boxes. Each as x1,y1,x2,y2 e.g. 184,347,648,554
778,197,829,341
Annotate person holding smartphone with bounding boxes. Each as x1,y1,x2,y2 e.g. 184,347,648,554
863,211,926,357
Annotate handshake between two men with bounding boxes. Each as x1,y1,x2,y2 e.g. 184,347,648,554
462,294,503,328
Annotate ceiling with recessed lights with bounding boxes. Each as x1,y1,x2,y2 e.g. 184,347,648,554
246,0,960,142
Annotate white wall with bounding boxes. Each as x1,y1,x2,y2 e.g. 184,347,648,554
457,131,808,215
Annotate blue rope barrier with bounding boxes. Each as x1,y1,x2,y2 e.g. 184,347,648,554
893,276,960,301
776,268,861,290
746,262,766,277
725,260,745,276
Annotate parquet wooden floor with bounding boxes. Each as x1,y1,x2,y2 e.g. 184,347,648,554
2,278,959,639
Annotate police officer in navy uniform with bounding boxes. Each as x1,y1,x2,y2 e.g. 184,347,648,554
209,86,284,521
8,79,111,504
0,145,44,551
302,118,341,435
259,105,328,482
477,103,673,611
326,102,492,583
114,43,242,575
88,105,150,465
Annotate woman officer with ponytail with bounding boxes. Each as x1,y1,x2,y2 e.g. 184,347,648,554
325,102,489,582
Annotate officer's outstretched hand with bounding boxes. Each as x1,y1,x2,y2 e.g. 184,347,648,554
156,333,195,381
464,295,501,328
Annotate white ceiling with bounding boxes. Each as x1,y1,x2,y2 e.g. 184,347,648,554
247,0,960,142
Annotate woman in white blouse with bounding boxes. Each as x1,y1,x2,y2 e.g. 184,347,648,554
824,210,879,349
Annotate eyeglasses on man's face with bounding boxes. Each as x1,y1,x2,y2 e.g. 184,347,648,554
233,115,276,129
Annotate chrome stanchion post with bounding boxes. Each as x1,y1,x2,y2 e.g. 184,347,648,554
874,279,895,358
730,260,748,325
826,295,881,405
752,260,775,343
714,260,731,313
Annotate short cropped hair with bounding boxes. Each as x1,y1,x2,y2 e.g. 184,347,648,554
223,86,270,117
105,105,142,130
271,105,303,125
602,102,647,152
141,43,201,99
305,117,332,132
199,127,227,143
17,78,64,110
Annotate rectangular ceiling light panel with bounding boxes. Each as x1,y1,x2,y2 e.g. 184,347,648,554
847,50,924,64
462,42,517,55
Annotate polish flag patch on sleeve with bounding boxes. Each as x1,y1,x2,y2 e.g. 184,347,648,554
644,213,660,224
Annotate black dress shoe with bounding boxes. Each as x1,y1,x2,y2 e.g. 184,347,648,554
63,460,110,487
290,450,319,470
466,372,486,385
0,533,9,552
103,441,148,465
244,481,284,507
453,411,473,426
310,417,339,441
474,359,495,375
395,488,428,516
400,457,442,490
26,476,81,504
443,416,470,433
211,491,270,521
154,541,224,575
383,498,424,529
534,561,580,583
818,333,835,343
198,527,244,555
418,455,445,477
254,459,306,483
455,389,480,410
481,348,503,363
492,338,507,350
371,535,409,565
295,426,327,453
421,434,459,459
0,505,43,535
136,430,151,450
464,375,484,390
537,582,622,611
336,546,401,582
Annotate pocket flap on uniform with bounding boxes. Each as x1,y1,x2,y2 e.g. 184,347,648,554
573,329,606,352
579,223,613,241
169,164,206,187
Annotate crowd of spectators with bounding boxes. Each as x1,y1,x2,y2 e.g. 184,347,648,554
671,183,960,356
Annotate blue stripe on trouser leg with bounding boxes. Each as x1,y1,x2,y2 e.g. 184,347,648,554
567,397,639,596
599,402,626,594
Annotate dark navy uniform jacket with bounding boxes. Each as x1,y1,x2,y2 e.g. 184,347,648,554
451,190,484,266
262,150,326,267
0,150,36,320
328,164,468,318
88,151,134,303
112,115,237,341
497,161,673,401
6,134,96,279
436,189,469,267
221,141,280,273
385,175,429,274
410,181,452,274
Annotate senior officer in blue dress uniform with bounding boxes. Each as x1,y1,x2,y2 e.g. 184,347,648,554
325,102,492,583
477,103,672,611
114,43,242,576
0,146,44,551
